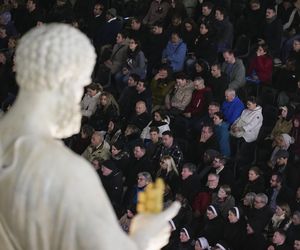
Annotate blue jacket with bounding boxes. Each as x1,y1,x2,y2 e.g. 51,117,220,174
214,121,231,157
221,97,244,125
162,39,187,72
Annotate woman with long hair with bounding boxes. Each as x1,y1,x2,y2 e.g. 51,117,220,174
156,155,180,195
115,37,147,93
89,91,119,131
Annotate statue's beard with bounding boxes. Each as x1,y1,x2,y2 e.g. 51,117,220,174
54,95,82,139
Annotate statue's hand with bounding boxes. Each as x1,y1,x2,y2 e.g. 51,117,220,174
129,202,180,250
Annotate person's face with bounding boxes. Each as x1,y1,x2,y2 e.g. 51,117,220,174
280,107,288,118
101,165,112,176
0,52,6,64
0,28,6,38
107,120,114,132
266,8,276,19
270,175,279,188
228,211,238,223
276,157,286,166
136,81,145,93
87,88,97,97
171,33,180,44
213,114,222,125
135,102,146,115
294,240,300,250
254,197,265,209
212,158,222,169
134,146,145,159
207,175,218,189
127,76,136,87
160,159,168,169
272,232,284,245
150,131,159,142
8,38,17,49
129,39,138,50
202,6,211,16
215,10,223,21
292,214,300,225
181,168,193,180
162,135,173,147
275,206,285,216
293,118,300,128
248,170,259,182
91,133,102,147
223,52,234,64
293,40,300,52
137,175,147,187
208,105,219,117
179,232,189,243
125,127,132,136
131,20,141,31
201,127,212,138
206,209,216,220
199,24,208,35
152,25,162,35
247,101,257,110
195,63,203,73
217,188,227,199
154,112,162,121
225,92,234,102
256,46,266,56
116,33,124,44
93,4,103,16
211,65,220,77
172,17,181,26
92,159,100,169
100,95,108,106
194,240,202,250
184,22,193,32
251,3,260,11
111,145,120,156
243,196,251,206
194,80,204,90
26,0,35,11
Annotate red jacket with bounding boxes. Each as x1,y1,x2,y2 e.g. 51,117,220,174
248,55,273,84
184,87,211,117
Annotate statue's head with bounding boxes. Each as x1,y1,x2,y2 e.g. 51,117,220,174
15,24,96,138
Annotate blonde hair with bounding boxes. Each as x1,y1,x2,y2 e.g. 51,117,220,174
157,155,178,176
100,91,120,114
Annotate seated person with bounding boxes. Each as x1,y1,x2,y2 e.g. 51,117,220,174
141,109,170,142
150,63,175,109
129,101,151,131
165,72,194,117
221,88,244,125
82,131,111,163
246,43,273,85
162,31,187,73
80,83,102,120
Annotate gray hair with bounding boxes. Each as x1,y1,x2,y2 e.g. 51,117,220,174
256,193,268,204
138,172,152,183
225,88,236,97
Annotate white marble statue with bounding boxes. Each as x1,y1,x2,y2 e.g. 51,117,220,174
0,24,180,250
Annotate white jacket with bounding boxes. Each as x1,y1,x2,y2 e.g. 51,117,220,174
231,106,263,142
81,92,101,118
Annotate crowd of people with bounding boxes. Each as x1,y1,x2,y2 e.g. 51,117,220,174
0,0,300,249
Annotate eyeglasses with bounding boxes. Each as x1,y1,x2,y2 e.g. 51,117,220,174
254,199,263,204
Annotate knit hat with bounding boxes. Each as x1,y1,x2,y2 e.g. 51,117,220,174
275,149,289,159
101,160,117,171
197,237,209,249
